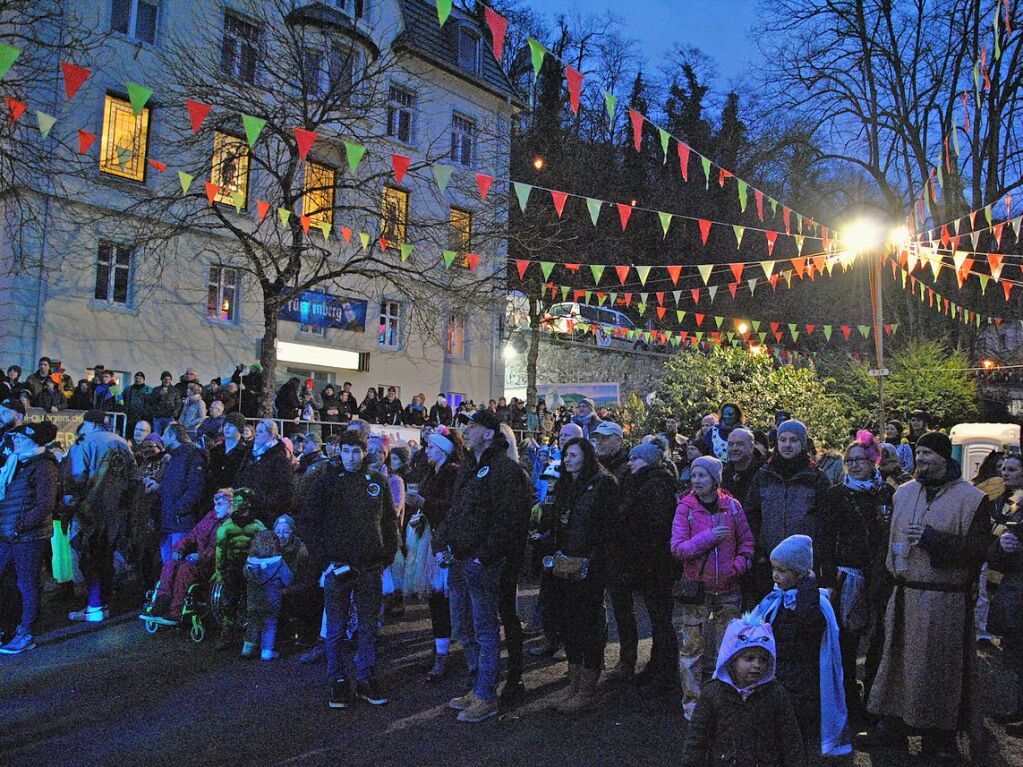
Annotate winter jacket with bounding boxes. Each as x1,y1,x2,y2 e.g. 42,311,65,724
275,384,301,420
24,371,49,398
150,385,183,420
196,415,224,446
205,439,248,501
671,489,755,596
428,402,453,426
988,493,1023,636
319,392,346,423
600,448,631,486
418,460,460,547
435,434,532,566
744,455,835,586
33,388,65,412
91,383,123,411
280,534,312,589
402,402,427,426
178,395,207,435
65,429,138,544
173,508,229,571
721,454,764,509
822,481,888,584
620,463,680,586
378,397,403,426
359,398,380,423
68,388,93,410
244,554,293,617
302,466,399,570
551,469,618,576
233,440,295,524
0,450,59,542
122,384,152,424
215,511,267,577
158,444,208,533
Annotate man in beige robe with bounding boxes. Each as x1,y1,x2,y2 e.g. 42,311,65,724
867,431,992,758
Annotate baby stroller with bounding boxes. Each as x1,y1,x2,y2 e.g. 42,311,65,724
140,579,218,643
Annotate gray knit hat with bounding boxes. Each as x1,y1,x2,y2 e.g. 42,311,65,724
770,535,814,575
776,419,808,450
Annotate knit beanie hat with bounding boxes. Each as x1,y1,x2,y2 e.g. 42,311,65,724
776,419,808,450
770,534,814,575
629,441,663,465
691,455,723,486
224,412,247,433
11,420,57,446
917,430,953,461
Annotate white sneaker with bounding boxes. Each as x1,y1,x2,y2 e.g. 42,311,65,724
69,605,109,623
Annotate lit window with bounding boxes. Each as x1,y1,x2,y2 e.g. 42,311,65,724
207,265,239,323
446,315,466,358
94,242,132,305
211,132,250,208
387,84,415,143
381,186,409,244
221,14,259,83
450,208,472,251
451,114,475,167
110,0,159,44
303,162,336,226
378,300,401,348
457,28,481,74
99,94,149,182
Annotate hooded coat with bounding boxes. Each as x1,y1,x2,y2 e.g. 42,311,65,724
233,440,295,524
683,618,806,767
671,489,755,596
244,554,293,617
620,462,681,586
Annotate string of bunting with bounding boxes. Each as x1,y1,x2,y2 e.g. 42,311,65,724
891,258,1007,327
898,243,1023,300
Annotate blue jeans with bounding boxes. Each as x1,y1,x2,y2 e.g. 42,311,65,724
0,539,46,633
245,615,278,653
449,558,503,702
160,533,186,565
324,565,382,683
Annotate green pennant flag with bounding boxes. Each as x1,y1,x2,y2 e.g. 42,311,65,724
700,155,711,188
586,198,601,225
979,275,989,294
539,261,555,280
585,291,593,305
126,81,153,117
788,323,799,341
527,38,546,79
636,265,651,286
769,198,778,217
278,207,291,226
760,260,775,278
658,128,670,162
0,44,21,79
995,2,1002,59
359,231,370,250
514,182,532,212
400,243,414,262
639,292,649,305
676,310,686,323
608,292,618,305
891,323,899,335
751,320,761,332
697,263,713,285
736,179,748,212
637,303,647,316
432,163,453,192
436,0,452,25
659,211,672,237
858,325,871,338
952,122,961,156
984,205,993,225
733,225,745,248
590,264,604,284
178,171,194,195
715,316,724,329
823,325,832,341
597,294,607,307
241,113,266,148
795,213,803,233
442,250,456,269
560,285,570,301
344,141,367,173
694,331,704,342
793,235,804,255
35,111,56,138
317,221,331,240
231,190,246,214
604,91,616,122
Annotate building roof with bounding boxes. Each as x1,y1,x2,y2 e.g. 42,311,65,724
394,0,524,109
285,2,381,58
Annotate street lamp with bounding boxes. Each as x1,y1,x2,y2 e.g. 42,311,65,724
532,156,544,171
737,321,750,335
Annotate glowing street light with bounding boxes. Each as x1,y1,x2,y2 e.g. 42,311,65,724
532,156,544,171
842,218,885,255
737,321,750,335
981,358,997,370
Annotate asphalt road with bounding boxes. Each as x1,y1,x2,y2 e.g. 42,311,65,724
3,587,1023,767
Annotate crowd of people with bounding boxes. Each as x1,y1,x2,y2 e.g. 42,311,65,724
1,355,1021,763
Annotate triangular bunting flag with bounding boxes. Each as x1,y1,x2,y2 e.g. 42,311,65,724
586,198,601,225
475,173,493,201
442,250,456,269
293,128,318,160
616,202,633,230
513,182,532,212
388,153,410,184
343,141,366,173
204,182,220,206
317,221,331,240
186,99,211,134
5,97,26,122
736,179,748,212
433,163,453,193
540,262,555,281
359,231,370,250
697,264,713,285
77,129,96,154
707,285,718,303
301,216,313,234
565,66,583,114
589,264,604,285
527,38,546,78
515,260,529,280
760,260,775,278
700,155,711,188
604,91,616,122
550,190,568,217
733,225,745,248
635,266,650,286
698,219,712,245
628,109,644,152
615,265,630,285
658,128,670,162
823,325,833,341
747,278,758,296
256,200,270,222
484,7,507,62
400,243,414,262
659,211,672,237
729,262,744,282
436,0,452,25
858,325,871,338
765,230,778,256
666,265,681,285
989,252,1004,281
677,143,690,181
178,171,194,195
60,62,91,100
36,111,56,138
148,158,167,172
125,81,153,116
0,44,21,80
278,208,292,226
240,113,266,148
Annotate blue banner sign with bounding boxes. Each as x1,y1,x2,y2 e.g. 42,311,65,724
280,291,367,332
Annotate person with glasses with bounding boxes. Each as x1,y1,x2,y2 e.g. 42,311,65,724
822,433,885,730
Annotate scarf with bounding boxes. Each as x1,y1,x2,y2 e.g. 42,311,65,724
770,451,810,480
842,469,882,492
755,584,851,757
251,438,278,459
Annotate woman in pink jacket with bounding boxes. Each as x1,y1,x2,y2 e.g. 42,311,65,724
670,455,755,720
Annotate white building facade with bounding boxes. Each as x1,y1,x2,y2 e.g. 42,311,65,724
0,0,520,406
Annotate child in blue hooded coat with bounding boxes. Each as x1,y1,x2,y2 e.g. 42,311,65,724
683,615,805,767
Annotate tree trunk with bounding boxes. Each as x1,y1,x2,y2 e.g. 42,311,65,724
525,291,542,411
258,296,280,418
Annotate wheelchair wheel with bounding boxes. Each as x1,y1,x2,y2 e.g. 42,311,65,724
144,619,159,634
190,618,205,643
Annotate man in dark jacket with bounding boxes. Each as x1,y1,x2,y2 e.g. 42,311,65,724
429,394,453,426
0,421,59,653
302,430,398,710
150,371,183,436
721,427,762,507
437,409,531,723
591,419,638,681
378,386,403,426
233,419,295,525
121,372,152,436
156,423,207,563
743,420,835,599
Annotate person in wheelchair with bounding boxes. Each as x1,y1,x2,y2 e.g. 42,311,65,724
140,487,236,626
214,487,266,650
